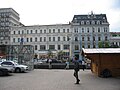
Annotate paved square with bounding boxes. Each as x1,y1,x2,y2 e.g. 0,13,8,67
0,69,120,90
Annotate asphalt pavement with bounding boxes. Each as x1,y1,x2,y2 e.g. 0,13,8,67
0,69,120,90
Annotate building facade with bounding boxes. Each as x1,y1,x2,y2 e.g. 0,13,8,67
10,12,110,60
0,8,21,45
110,32,120,47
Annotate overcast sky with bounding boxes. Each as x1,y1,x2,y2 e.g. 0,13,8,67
0,0,120,32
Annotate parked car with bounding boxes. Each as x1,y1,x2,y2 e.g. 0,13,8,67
0,61,15,73
51,59,62,63
0,67,9,76
0,61,29,73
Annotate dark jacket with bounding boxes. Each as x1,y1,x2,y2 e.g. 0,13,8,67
74,61,80,71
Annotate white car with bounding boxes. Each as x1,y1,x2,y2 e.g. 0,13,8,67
0,61,29,73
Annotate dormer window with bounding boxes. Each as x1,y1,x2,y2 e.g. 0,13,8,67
97,21,100,24
86,21,90,24
91,21,95,24
81,21,84,25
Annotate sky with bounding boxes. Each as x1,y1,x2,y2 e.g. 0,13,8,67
0,0,120,32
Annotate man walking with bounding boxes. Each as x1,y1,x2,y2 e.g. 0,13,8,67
73,57,80,84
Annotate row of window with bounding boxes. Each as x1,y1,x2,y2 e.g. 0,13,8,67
73,20,107,25
13,28,70,34
13,27,108,35
74,27,108,33
34,43,98,51
34,44,79,51
13,36,107,43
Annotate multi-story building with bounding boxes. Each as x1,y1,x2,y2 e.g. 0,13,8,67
0,8,21,45
110,32,120,47
10,12,110,60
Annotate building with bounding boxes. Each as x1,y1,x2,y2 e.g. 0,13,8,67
0,8,21,45
82,48,120,77
110,32,120,47
10,12,110,60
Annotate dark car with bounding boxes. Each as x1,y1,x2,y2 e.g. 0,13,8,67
0,67,9,76
51,59,62,63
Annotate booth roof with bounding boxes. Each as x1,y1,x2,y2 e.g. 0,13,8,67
82,48,120,54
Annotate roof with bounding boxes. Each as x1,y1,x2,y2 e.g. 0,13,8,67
72,14,108,23
82,48,120,54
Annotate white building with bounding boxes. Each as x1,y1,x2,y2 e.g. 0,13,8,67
0,8,21,45
10,12,110,59
110,32,120,47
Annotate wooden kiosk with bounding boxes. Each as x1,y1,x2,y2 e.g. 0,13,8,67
82,48,120,77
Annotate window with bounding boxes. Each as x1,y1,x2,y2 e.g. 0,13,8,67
44,30,46,33
63,29,65,33
82,37,84,41
13,31,15,34
88,45,90,48
40,30,42,33
74,28,78,33
58,37,60,41
93,36,95,41
49,29,51,33
35,45,37,50
22,30,24,34
88,37,90,41
18,31,20,34
98,37,101,41
75,45,79,50
49,45,55,50
58,29,60,33
18,38,20,42
98,28,100,32
75,37,78,41
91,21,95,24
13,38,15,42
105,36,107,41
27,30,29,34
35,37,37,42
40,45,46,50
92,28,95,32
40,37,42,42
27,38,29,42
30,38,32,42
86,21,90,24
97,21,100,24
81,21,84,25
53,29,55,33
53,37,55,41
67,29,69,33
87,28,89,33
67,36,70,41
64,45,69,49
30,30,33,34
44,37,46,42
49,37,51,41
82,28,84,33
58,45,61,50
35,30,37,33
63,37,66,41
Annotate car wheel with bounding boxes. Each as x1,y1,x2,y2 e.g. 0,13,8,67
0,70,3,76
15,68,21,73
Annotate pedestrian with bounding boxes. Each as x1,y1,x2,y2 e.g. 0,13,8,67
65,60,69,69
73,57,80,84
48,59,52,69
82,60,85,71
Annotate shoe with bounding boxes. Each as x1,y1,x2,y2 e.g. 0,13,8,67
75,82,79,84
76,79,80,84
